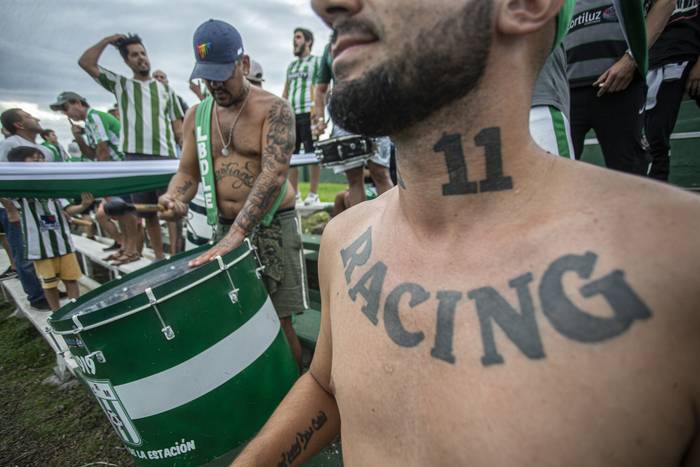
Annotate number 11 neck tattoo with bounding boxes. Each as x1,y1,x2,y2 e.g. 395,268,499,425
214,88,251,156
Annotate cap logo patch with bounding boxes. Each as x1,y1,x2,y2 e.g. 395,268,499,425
197,42,212,59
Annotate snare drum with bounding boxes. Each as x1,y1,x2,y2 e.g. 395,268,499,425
315,134,374,168
49,240,298,466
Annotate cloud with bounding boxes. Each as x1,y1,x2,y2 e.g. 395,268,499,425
0,0,331,147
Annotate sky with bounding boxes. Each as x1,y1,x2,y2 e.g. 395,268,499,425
0,0,331,146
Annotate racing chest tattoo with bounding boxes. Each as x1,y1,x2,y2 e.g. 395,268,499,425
340,228,652,367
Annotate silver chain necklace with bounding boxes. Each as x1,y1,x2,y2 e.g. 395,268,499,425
213,88,250,156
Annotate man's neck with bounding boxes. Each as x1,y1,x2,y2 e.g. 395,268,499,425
392,87,555,239
14,130,37,143
132,72,150,82
297,50,310,60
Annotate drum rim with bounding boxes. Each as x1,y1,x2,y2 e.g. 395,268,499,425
315,134,372,146
48,239,256,334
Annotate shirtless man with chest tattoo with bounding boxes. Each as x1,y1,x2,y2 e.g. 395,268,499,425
159,20,306,367
231,1,700,465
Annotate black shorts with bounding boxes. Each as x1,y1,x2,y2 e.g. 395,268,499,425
125,153,169,218
294,112,315,155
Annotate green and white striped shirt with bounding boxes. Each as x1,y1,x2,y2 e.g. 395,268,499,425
286,55,320,115
95,66,184,157
18,198,74,260
41,142,67,162
85,108,123,161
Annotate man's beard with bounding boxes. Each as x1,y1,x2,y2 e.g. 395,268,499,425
329,1,492,137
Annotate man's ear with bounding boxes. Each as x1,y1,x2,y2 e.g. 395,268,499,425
241,55,251,76
496,0,563,37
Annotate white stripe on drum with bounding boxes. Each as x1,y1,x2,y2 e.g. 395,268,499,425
114,297,280,419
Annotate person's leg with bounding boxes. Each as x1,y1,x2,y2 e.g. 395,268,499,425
345,166,366,207
645,65,692,181
167,220,183,255
0,209,44,303
593,79,648,175
568,86,592,160
1,234,16,271
368,137,395,194
333,190,350,217
96,202,123,245
33,258,59,310
280,317,302,370
145,216,165,259
309,164,321,197
63,280,80,300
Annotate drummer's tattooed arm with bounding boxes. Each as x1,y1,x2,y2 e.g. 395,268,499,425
233,100,295,236
340,227,653,367
435,127,513,196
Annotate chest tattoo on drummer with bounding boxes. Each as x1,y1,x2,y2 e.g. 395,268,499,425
434,127,513,196
277,411,328,467
340,227,652,367
215,161,256,189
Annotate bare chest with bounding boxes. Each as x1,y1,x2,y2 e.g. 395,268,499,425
327,226,691,466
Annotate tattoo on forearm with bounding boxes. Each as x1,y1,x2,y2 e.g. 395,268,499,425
175,179,194,196
340,228,652,367
233,101,294,235
214,161,256,189
434,127,513,196
277,411,328,467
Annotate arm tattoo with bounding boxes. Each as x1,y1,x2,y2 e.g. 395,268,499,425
277,411,328,467
233,101,295,235
340,227,653,368
175,179,194,196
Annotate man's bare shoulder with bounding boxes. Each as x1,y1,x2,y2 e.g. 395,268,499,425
319,190,393,260
556,159,700,234
250,87,292,116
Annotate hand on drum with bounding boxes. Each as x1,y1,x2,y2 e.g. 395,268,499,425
188,231,245,268
158,194,188,221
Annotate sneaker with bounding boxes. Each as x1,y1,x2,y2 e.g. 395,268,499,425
103,241,122,252
30,299,51,311
303,192,320,206
0,267,18,280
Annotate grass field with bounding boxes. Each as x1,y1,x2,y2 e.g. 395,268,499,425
0,298,134,466
297,182,347,203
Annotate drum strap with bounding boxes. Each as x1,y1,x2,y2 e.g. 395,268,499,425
195,96,288,228
195,96,219,226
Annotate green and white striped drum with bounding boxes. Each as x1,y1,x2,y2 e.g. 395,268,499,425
49,239,298,466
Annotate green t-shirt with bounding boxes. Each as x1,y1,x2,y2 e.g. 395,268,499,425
85,108,123,161
40,142,65,162
95,65,184,157
286,55,320,115
318,43,334,85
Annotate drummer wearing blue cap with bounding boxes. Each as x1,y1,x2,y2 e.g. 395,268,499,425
158,19,307,368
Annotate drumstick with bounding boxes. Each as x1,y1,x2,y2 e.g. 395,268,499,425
104,199,164,216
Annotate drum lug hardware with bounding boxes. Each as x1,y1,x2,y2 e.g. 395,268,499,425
146,288,175,341
228,288,240,304
86,350,106,364
255,266,265,279
216,256,241,304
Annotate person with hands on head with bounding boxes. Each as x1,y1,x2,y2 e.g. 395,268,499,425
79,32,185,261
159,19,309,369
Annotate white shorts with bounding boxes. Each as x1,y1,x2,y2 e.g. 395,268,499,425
529,105,574,159
330,126,392,174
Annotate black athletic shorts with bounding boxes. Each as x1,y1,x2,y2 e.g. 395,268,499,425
125,153,169,218
294,112,315,155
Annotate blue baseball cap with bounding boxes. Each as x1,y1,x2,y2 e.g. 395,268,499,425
190,19,245,81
